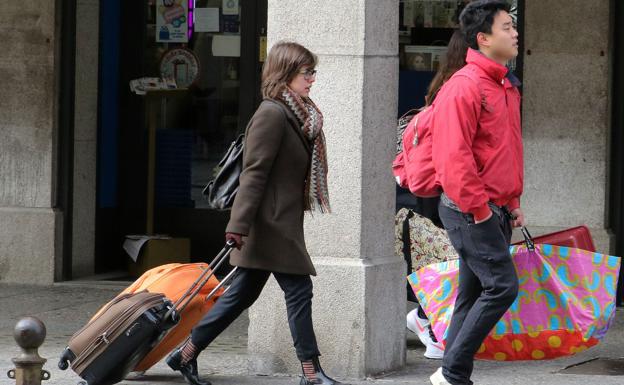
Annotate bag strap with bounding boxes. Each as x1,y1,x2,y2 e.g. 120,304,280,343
411,114,421,146
400,108,422,120
521,226,535,252
218,138,239,167
402,210,415,274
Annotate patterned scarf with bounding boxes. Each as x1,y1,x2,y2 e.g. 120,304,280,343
280,87,331,213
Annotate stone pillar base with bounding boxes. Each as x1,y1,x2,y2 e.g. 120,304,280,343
0,207,60,284
247,256,406,379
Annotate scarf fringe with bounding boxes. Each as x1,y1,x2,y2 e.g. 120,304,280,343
305,192,332,214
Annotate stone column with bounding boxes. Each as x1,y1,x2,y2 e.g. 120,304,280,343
0,0,62,284
247,0,405,379
521,0,612,253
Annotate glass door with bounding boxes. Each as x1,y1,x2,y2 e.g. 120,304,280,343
96,0,267,276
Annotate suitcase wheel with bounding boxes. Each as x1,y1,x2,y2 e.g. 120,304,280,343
58,347,74,370
58,360,69,370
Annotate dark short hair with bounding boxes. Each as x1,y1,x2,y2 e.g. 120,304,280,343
459,0,511,50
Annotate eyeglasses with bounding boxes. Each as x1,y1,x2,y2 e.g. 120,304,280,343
299,69,317,80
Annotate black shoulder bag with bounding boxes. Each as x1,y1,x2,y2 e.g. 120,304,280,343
202,134,244,210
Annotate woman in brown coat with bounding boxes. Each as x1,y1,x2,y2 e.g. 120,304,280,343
167,41,344,385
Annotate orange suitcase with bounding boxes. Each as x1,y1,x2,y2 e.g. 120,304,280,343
92,261,230,372
123,263,225,371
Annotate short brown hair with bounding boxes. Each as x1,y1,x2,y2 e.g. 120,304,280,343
261,41,318,99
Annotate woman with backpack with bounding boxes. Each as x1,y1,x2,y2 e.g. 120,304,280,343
398,29,469,360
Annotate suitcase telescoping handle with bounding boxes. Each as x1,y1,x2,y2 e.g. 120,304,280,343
521,226,536,252
164,240,237,322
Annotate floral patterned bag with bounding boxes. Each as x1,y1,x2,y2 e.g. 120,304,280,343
395,208,458,273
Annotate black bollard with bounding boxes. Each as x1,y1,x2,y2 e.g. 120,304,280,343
7,317,50,385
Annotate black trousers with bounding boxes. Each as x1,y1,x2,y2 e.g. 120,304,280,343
438,202,519,385
190,267,321,361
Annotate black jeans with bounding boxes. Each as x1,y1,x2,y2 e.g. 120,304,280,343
190,267,321,361
438,202,519,385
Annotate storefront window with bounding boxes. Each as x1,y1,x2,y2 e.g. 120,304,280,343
396,0,523,213
398,0,520,114
97,0,266,273
141,0,244,209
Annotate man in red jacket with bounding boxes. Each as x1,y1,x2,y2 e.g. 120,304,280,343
429,1,524,384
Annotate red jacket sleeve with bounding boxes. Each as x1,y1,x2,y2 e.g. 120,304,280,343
431,76,491,221
507,197,521,212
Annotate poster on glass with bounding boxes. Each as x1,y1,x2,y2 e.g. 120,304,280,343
404,45,448,72
156,0,189,43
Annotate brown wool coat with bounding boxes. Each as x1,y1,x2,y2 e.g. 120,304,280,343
225,98,317,276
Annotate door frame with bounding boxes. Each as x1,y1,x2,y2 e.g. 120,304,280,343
56,0,77,281
608,0,624,306
515,0,526,84
238,0,267,127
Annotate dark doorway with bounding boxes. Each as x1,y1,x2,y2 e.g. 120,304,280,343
608,0,624,306
57,0,78,281
96,0,267,277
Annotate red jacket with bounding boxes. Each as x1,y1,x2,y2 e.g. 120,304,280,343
431,49,523,221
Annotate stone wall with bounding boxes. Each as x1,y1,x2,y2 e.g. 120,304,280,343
0,1,61,284
521,0,613,253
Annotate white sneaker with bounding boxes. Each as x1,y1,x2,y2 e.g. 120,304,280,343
406,308,431,346
407,309,445,360
424,341,445,360
430,367,451,385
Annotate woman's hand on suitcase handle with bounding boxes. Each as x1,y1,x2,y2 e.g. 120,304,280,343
225,232,244,249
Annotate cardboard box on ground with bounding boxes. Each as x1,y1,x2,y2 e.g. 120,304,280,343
127,237,191,277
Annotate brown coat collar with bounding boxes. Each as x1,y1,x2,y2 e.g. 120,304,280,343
263,98,312,155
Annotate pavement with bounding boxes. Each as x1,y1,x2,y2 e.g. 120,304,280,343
1,282,623,385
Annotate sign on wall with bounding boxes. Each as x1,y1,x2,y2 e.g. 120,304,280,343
160,48,200,88
222,0,239,15
156,0,189,43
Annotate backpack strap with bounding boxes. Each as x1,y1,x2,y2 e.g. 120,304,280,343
402,209,420,303
402,209,415,273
